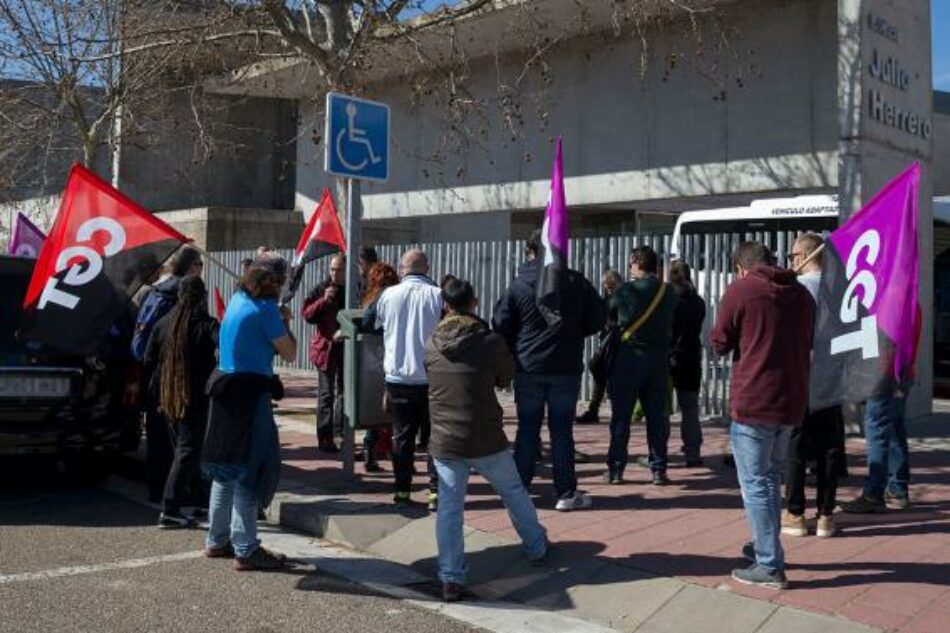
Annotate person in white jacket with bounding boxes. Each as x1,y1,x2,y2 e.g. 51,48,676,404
376,249,443,509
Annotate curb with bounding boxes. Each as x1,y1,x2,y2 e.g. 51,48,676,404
272,479,883,633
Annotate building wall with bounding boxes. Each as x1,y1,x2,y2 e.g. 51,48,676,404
934,99,950,196
296,0,839,229
120,92,297,213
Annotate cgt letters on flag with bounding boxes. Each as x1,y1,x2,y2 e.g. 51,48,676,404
20,164,187,356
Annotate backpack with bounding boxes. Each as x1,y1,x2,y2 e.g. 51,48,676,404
130,287,177,362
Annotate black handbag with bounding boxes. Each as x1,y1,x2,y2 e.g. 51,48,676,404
588,326,620,383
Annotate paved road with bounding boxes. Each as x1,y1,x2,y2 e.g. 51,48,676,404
0,459,483,633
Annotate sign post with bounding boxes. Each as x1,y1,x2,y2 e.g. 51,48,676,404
325,91,390,478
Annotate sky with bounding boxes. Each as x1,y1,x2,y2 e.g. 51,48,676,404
934,0,950,91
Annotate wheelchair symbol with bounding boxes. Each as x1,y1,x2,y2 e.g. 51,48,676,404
335,102,382,172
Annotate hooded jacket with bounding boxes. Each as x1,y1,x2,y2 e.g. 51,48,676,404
710,265,815,425
492,261,606,375
425,314,515,459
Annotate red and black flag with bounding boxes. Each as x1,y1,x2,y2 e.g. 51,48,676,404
20,164,187,356
214,287,227,322
293,188,346,266
283,189,346,304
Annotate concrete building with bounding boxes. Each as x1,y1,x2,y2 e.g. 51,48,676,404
212,0,940,414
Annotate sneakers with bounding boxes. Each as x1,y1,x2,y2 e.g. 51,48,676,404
204,542,236,559
555,490,592,512
840,494,886,514
816,514,837,538
575,410,600,424
233,546,289,572
190,508,209,522
602,470,624,485
651,471,671,486
886,490,911,510
158,511,197,530
393,492,418,509
428,492,439,512
781,511,807,537
442,582,465,603
731,564,789,590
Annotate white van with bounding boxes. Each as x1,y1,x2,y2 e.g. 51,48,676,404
670,194,839,260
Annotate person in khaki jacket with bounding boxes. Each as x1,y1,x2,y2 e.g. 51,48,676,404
425,279,548,604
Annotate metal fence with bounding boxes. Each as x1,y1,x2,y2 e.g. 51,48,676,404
206,229,808,417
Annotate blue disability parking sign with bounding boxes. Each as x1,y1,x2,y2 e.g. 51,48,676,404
324,92,390,182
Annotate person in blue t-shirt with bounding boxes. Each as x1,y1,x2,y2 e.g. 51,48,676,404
203,253,297,572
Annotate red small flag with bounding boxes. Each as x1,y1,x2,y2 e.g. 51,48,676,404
214,287,226,322
293,189,346,267
20,163,187,355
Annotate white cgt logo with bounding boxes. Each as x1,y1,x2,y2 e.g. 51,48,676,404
830,229,880,359
39,217,126,310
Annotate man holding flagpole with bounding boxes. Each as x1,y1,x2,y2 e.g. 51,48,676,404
492,139,606,512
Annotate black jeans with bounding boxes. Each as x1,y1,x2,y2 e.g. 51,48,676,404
146,408,174,503
317,364,344,444
386,383,438,495
163,411,208,514
785,406,844,517
607,345,670,474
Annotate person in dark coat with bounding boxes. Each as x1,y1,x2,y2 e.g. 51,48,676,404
302,254,346,453
576,269,623,424
492,231,606,512
669,260,707,467
426,279,548,603
144,275,219,529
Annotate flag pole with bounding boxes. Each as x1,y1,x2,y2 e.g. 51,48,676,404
793,243,825,274
188,242,240,281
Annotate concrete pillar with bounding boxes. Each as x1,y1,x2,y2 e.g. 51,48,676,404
837,0,934,417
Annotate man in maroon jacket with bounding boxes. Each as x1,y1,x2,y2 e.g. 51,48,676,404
302,254,346,453
711,242,814,590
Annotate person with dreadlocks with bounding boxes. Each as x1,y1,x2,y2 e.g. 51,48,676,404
144,275,219,529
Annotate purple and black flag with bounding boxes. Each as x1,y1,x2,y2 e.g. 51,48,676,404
8,212,46,258
809,162,922,410
537,137,569,321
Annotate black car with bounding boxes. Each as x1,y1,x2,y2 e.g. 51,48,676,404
0,254,141,459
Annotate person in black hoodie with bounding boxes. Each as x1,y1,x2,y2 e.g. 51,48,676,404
669,260,707,467
492,231,606,512
144,276,219,529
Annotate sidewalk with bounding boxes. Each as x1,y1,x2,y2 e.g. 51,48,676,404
272,372,950,633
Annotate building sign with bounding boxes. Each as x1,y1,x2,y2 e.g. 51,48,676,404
865,12,932,141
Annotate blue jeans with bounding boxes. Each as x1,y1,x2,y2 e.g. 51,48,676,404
434,450,547,584
205,394,278,559
607,345,670,473
864,391,910,499
513,373,581,498
731,421,792,573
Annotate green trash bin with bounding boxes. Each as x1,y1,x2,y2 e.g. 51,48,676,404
337,309,389,430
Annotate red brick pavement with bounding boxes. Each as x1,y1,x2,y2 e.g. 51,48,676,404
276,372,950,633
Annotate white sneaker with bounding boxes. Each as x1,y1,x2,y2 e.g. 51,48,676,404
555,491,592,512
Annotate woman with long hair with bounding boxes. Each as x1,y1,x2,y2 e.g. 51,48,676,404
202,253,297,571
359,261,400,473
143,275,219,529
668,259,707,467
